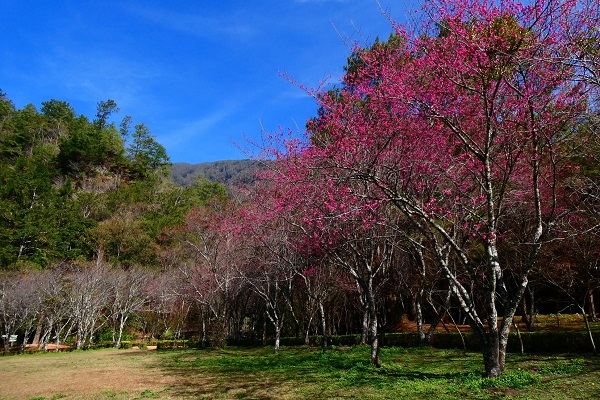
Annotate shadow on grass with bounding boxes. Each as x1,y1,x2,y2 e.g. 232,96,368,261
143,346,481,399
125,346,600,399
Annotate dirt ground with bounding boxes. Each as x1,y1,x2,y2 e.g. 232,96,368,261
0,348,176,400
385,313,594,334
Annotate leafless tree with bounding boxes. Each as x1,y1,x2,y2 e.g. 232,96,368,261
38,267,73,352
0,272,44,353
107,266,150,348
66,257,110,349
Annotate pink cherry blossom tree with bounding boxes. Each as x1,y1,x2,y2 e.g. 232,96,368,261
278,0,597,376
231,180,313,354
254,136,403,364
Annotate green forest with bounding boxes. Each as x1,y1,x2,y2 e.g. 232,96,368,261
0,92,226,270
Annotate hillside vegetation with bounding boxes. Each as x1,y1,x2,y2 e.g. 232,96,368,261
0,92,226,270
170,159,265,188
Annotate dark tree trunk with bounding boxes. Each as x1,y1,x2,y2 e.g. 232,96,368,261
473,328,503,378
262,314,267,347
581,304,597,354
589,290,597,322
522,284,536,331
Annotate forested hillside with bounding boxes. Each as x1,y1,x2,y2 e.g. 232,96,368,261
170,159,265,188
0,91,226,270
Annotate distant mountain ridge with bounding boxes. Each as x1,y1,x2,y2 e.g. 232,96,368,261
170,159,266,188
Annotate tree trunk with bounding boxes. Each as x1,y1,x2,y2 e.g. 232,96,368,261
219,312,228,348
424,288,452,342
512,320,524,354
522,284,536,331
273,324,281,354
200,313,206,348
475,329,502,378
360,308,368,345
318,299,328,353
115,315,127,348
20,327,34,354
39,325,49,351
581,305,597,354
589,290,597,322
414,245,427,343
369,315,380,367
32,323,42,346
262,314,267,347
367,280,380,367
304,313,313,346
498,276,533,375
448,311,466,351
40,318,52,351
20,335,26,354
415,291,425,343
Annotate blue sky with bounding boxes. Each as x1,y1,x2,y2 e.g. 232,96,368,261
1,0,416,163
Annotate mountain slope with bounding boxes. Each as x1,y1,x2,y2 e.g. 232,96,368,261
170,159,266,187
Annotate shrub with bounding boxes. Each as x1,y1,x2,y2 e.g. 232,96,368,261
507,331,599,353
221,328,599,354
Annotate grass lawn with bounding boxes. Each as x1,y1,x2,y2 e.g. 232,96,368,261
0,345,599,399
